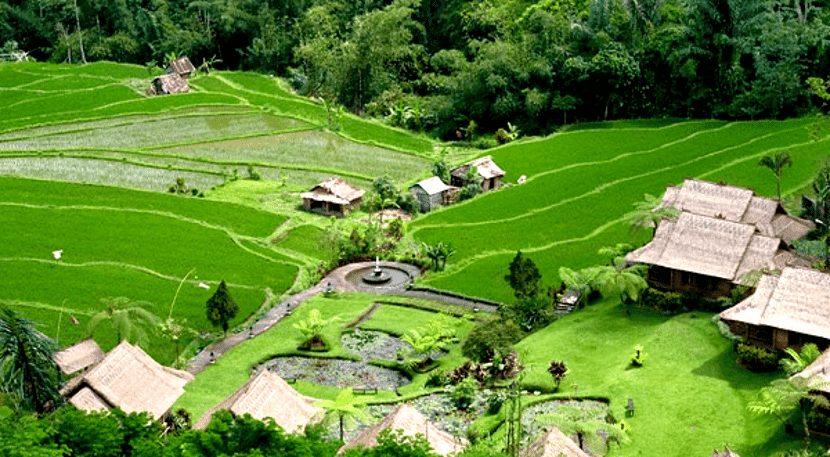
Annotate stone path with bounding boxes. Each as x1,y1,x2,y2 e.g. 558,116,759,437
186,261,495,375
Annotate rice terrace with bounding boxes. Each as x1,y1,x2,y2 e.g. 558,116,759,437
3,60,830,457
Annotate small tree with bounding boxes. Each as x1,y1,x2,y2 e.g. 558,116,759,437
401,328,445,369
293,309,339,350
623,193,680,237
505,251,542,300
314,389,369,442
88,297,161,348
758,151,793,201
206,280,238,335
781,343,822,376
548,360,569,390
748,375,830,439
432,160,450,184
462,319,523,362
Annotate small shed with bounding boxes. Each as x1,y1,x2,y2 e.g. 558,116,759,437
301,176,365,217
520,426,590,457
150,74,190,95
338,404,467,456
450,156,505,192
60,341,193,420
165,57,197,79
53,339,105,375
194,369,322,432
409,176,452,212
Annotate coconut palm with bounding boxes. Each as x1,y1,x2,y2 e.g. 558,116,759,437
87,297,160,348
314,389,369,442
0,305,62,413
758,151,793,201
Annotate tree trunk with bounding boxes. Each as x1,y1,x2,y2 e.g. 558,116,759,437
74,0,86,64
339,415,345,441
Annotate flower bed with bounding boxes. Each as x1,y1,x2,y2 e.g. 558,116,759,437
341,329,411,361
264,356,410,390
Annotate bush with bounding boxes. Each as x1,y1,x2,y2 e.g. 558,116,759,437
425,370,448,388
495,128,510,144
736,342,779,372
487,390,509,414
462,319,524,362
806,408,830,434
631,345,647,367
451,377,478,410
638,288,684,313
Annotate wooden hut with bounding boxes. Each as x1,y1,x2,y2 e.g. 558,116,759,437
662,179,815,244
338,404,467,456
409,176,452,212
520,427,590,457
53,339,105,375
719,267,830,351
301,176,365,217
60,341,193,420
450,156,505,192
165,57,197,79
626,212,811,298
194,369,322,432
150,74,190,95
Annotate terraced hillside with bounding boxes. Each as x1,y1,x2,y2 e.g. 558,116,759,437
411,118,827,301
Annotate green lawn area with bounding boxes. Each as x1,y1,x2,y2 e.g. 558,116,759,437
515,299,801,456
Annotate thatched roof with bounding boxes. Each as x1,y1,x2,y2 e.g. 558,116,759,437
661,179,814,243
411,176,450,196
451,156,505,180
166,57,196,77
795,348,830,394
710,447,741,457
720,268,830,340
520,427,589,457
338,404,467,456
626,213,804,282
194,370,321,432
66,341,193,420
68,386,110,413
153,74,190,95
301,176,365,205
54,339,105,375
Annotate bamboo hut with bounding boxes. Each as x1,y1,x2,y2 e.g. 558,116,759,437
165,57,197,79
338,404,467,456
409,176,453,212
150,74,190,95
54,339,105,375
61,341,193,420
450,156,505,191
626,212,811,298
194,369,322,432
661,179,815,244
520,427,590,457
301,176,365,217
720,267,830,351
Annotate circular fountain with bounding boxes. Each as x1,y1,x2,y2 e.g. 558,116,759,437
362,260,392,285
344,258,415,290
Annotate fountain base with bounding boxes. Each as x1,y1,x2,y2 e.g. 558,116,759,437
362,268,392,284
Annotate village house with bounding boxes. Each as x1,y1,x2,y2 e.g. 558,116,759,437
165,56,196,79
409,176,453,212
338,404,468,456
301,176,365,217
53,338,105,376
450,156,505,192
58,341,193,420
150,73,189,95
626,179,814,298
194,369,322,432
719,267,830,352
520,426,590,457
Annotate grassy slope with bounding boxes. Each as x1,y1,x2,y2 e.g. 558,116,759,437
410,118,824,302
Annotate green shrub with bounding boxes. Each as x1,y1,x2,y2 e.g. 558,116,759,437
425,370,448,388
806,408,830,434
487,390,509,414
495,128,510,144
631,344,647,367
736,342,779,372
462,319,524,362
638,288,684,313
451,377,478,410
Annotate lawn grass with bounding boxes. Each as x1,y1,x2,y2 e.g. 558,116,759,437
276,224,329,261
514,299,802,457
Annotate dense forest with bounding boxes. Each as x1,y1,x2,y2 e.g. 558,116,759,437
1,0,829,137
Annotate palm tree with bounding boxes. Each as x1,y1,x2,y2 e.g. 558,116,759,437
748,375,830,439
87,297,160,348
758,151,793,201
0,305,62,413
623,193,680,237
313,389,369,442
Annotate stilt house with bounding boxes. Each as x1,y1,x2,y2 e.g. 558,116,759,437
719,267,830,351
301,176,365,217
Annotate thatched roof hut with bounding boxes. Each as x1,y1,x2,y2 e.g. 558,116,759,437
338,404,467,456
301,176,365,217
62,341,193,420
720,268,830,350
151,74,190,95
662,179,815,243
519,427,589,457
54,339,105,375
194,369,322,432
450,156,505,191
165,57,196,78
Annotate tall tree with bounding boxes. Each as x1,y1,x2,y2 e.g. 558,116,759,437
505,251,542,300
87,297,160,348
758,151,793,201
206,280,238,335
0,305,62,413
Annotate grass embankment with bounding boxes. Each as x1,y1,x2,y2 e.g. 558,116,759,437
175,294,475,421
0,177,298,364
411,118,826,302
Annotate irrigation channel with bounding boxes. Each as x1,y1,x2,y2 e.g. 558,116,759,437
186,261,500,375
